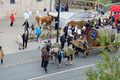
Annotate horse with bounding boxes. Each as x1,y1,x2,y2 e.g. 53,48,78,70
35,15,54,30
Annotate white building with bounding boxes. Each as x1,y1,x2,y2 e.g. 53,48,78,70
0,0,55,19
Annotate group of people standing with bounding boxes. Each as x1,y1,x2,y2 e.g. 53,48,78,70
56,3,69,12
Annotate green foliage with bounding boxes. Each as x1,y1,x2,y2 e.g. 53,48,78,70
86,51,120,80
96,28,113,47
86,29,120,80
64,47,75,56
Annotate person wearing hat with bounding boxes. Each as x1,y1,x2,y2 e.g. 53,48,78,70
0,46,4,64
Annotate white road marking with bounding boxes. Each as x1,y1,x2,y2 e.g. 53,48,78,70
28,64,95,80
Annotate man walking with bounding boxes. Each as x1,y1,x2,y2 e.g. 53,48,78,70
42,49,49,73
60,34,66,49
22,19,29,33
10,13,15,27
22,32,29,49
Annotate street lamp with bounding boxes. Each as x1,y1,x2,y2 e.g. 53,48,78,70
56,0,60,43
50,0,52,11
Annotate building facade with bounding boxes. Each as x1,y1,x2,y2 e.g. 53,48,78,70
0,0,55,19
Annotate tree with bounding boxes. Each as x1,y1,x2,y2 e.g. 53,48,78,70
86,51,120,80
86,32,120,80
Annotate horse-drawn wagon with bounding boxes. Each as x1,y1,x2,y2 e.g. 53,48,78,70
71,27,120,56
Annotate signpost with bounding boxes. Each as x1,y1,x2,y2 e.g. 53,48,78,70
56,0,60,43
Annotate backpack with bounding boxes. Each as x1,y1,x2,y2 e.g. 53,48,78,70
58,49,64,58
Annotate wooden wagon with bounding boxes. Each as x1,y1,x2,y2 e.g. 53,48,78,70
71,28,120,56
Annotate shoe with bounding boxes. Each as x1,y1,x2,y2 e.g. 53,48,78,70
65,63,68,65
70,61,73,65
58,64,61,68
45,71,48,73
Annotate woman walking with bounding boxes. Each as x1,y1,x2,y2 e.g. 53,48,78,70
10,13,15,27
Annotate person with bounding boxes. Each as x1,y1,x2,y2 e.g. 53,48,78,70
63,25,68,38
24,10,30,20
0,46,4,64
61,4,65,12
22,32,29,49
60,34,66,49
42,49,50,73
67,35,72,47
22,19,29,33
17,33,23,50
29,24,35,35
67,26,72,36
65,3,69,11
57,48,64,68
41,46,46,68
98,18,101,26
56,3,59,12
35,25,41,42
10,13,15,27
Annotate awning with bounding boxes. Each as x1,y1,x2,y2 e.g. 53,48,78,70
110,5,120,12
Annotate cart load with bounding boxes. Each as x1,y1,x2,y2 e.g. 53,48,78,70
72,27,119,56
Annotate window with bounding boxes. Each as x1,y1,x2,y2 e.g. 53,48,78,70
10,0,15,4
36,0,42,2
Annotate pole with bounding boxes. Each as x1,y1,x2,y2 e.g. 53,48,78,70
50,0,52,11
56,0,60,43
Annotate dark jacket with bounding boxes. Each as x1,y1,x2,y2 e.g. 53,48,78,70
60,35,66,44
22,20,29,29
63,26,68,33
42,51,49,61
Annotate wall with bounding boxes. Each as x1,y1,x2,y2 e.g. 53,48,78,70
0,0,55,19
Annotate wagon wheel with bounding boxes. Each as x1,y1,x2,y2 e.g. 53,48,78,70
83,50,90,57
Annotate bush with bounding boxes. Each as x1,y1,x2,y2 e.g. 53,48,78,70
86,51,120,80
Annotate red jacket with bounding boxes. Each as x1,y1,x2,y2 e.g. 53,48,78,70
10,15,15,22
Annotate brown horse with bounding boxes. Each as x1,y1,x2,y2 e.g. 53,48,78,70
36,15,54,30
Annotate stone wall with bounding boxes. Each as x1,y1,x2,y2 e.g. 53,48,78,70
55,0,99,10
0,0,55,19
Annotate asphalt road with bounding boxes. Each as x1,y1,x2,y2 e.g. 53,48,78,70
0,49,119,80
0,49,99,80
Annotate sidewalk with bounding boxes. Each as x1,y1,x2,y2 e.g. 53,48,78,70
0,16,57,55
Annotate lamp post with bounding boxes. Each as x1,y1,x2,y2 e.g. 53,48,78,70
56,0,60,43
50,0,52,11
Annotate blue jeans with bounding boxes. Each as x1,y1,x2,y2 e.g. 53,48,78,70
36,34,40,41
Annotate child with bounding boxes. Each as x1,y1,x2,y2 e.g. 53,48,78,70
18,33,23,50
0,46,4,64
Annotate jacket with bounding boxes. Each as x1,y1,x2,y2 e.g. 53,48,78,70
35,26,41,35
22,20,29,29
60,35,66,43
0,50,4,59
10,15,15,22
42,51,49,61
